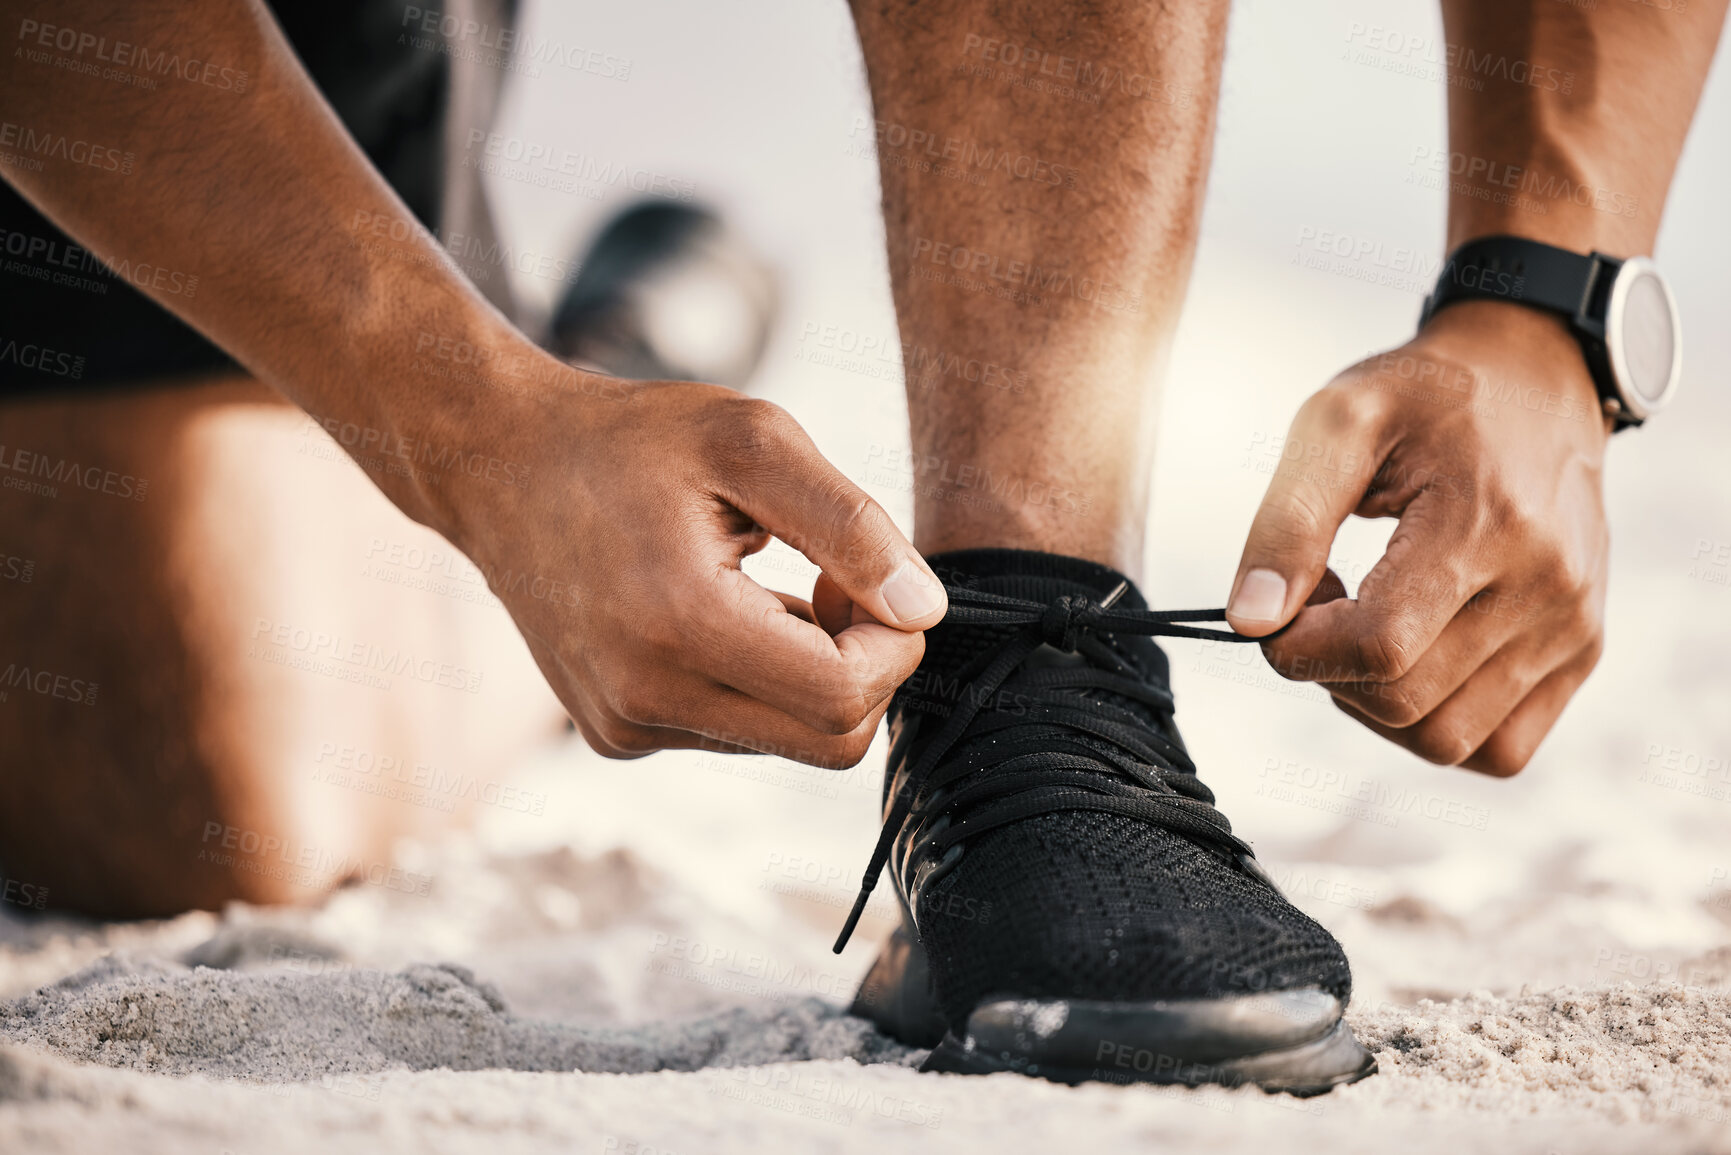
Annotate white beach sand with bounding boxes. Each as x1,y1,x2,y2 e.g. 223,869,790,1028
3,813,1731,1153
4,0,1730,1150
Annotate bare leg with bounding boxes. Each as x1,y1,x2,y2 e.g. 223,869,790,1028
0,376,561,917
849,0,1230,579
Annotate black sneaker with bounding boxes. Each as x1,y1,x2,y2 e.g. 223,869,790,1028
838,549,1376,1095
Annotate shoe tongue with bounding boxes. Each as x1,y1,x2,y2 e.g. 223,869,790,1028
898,549,1181,763
920,548,1155,677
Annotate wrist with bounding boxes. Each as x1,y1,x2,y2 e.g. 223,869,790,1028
326,294,623,550
1413,300,1613,446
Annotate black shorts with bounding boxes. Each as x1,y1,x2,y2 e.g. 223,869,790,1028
0,0,451,394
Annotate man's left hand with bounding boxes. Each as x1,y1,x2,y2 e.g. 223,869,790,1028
1226,300,1612,775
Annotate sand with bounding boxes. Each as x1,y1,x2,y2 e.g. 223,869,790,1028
3,812,1731,1155
0,956,914,1079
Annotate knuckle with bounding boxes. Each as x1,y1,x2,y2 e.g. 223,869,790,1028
570,715,617,757
1475,734,1533,777
1411,721,1477,767
595,718,657,759
1354,625,1416,682
1279,489,1329,542
593,661,673,730
1559,556,1599,602
1360,680,1427,728
740,396,797,434
612,688,669,729
1309,380,1385,434
824,485,890,563
812,690,870,736
1256,488,1330,556
712,398,802,466
1564,599,1600,640
1530,541,1590,600
1484,493,1540,545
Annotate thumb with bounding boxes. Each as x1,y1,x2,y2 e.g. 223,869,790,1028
732,420,947,631
1227,393,1382,636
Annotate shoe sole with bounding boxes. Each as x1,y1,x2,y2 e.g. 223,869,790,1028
852,923,1378,1096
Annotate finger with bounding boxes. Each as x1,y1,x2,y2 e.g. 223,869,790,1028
1308,567,1350,607
769,589,818,626
811,571,902,637
1461,642,1601,777
628,724,873,767
1227,388,1391,636
682,567,924,734
1330,638,1557,767
566,654,872,764
518,630,658,761
590,670,893,768
512,545,902,767
1261,485,1486,684
719,403,946,630
519,612,786,762
576,709,756,760
811,571,854,637
1313,592,1523,725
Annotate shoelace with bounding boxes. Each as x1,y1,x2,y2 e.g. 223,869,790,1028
833,582,1273,954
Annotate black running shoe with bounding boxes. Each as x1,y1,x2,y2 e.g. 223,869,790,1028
838,549,1376,1095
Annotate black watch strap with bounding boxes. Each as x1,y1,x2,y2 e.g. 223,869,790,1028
1419,235,1637,428
1418,235,1620,334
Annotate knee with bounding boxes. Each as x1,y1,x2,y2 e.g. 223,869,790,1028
179,813,382,912
0,735,393,919
8,798,374,920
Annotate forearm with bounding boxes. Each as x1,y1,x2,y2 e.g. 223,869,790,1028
849,0,1229,570
1440,0,1728,253
0,0,566,537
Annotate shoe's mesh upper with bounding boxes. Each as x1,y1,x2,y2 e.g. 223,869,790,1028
898,550,1353,1027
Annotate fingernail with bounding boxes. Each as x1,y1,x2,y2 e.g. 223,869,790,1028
1230,568,1288,625
882,560,946,624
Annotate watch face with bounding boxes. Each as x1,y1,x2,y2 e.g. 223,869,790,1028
1608,258,1681,418
1621,272,1674,402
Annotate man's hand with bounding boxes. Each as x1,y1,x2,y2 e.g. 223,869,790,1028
447,375,946,768
1226,301,1611,775
0,0,948,771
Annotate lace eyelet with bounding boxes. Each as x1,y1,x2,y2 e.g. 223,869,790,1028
921,842,966,893
921,814,953,856
910,838,968,909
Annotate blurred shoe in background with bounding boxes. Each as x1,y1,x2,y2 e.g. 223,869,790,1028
549,202,779,389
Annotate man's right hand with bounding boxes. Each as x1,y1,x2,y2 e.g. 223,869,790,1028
442,373,946,768
0,0,944,769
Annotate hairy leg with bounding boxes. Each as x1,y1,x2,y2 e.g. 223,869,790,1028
0,376,561,918
849,0,1230,578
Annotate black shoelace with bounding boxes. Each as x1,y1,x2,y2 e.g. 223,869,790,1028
833,582,1272,954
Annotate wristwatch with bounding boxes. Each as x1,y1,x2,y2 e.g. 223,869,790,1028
1418,235,1682,429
